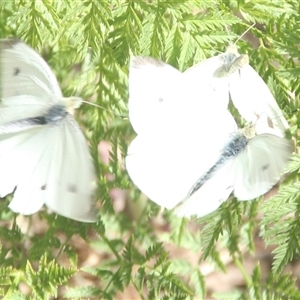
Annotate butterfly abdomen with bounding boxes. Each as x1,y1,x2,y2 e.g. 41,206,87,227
188,132,247,196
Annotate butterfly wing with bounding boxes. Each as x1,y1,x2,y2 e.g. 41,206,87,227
0,39,62,125
174,159,235,218
44,115,96,222
183,55,231,111
0,39,62,99
229,65,288,135
126,118,237,210
232,134,293,200
128,56,182,135
0,115,96,222
0,126,46,211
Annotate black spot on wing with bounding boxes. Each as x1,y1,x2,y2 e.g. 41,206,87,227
262,164,269,171
68,184,77,193
13,67,20,76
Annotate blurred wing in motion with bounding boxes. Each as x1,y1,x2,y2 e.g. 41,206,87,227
0,39,97,222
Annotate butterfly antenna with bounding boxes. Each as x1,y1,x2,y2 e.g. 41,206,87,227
234,23,256,45
81,100,128,119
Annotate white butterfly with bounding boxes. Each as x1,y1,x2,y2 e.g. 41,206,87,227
126,55,292,218
184,44,289,136
0,39,97,222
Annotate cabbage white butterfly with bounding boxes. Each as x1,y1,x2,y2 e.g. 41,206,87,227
185,44,288,136
126,56,292,218
0,39,97,222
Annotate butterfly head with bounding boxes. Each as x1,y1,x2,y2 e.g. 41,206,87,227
62,96,83,115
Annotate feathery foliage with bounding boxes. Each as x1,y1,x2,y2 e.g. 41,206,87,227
1,0,300,299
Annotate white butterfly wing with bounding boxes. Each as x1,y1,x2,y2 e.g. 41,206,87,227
229,65,288,135
232,134,293,200
0,116,96,222
1,39,62,99
44,116,96,222
0,127,46,208
183,55,231,111
174,160,235,218
126,119,236,210
128,56,182,135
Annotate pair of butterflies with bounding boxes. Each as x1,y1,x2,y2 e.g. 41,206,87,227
0,39,292,222
126,47,293,218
